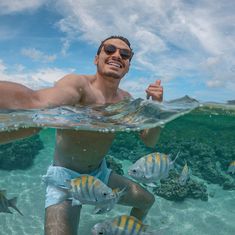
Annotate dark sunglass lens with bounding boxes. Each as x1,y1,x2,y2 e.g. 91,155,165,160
103,44,131,60
120,49,131,60
104,45,116,54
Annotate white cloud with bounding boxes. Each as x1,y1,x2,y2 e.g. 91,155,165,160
0,0,234,102
21,48,57,63
0,59,72,89
121,77,150,99
52,0,235,93
0,59,7,72
0,0,46,15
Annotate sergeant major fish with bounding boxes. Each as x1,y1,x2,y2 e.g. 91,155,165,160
128,152,180,183
227,161,235,174
94,187,127,214
51,175,123,208
92,215,156,235
0,190,23,216
178,162,190,186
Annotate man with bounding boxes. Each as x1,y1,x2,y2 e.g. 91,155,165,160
0,36,163,235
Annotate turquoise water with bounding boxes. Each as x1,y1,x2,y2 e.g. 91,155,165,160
0,98,235,234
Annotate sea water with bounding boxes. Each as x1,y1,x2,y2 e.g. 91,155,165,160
0,97,234,235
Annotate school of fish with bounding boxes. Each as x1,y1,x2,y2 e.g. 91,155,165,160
3,149,235,235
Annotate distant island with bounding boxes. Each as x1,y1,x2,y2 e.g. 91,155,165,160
227,100,235,105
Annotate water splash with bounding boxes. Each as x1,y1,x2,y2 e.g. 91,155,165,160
2,95,233,133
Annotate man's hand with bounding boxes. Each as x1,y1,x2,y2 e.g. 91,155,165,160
146,80,163,102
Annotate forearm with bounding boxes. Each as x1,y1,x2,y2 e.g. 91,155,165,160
140,126,161,148
0,81,37,109
0,128,41,145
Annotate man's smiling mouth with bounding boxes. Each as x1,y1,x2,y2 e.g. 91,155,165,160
107,61,122,68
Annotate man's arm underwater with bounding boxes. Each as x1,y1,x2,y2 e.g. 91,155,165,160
0,128,41,145
140,79,163,148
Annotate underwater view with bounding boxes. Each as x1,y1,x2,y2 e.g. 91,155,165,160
0,97,234,235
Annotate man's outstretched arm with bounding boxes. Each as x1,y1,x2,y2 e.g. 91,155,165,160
0,128,40,145
0,75,84,109
0,75,84,144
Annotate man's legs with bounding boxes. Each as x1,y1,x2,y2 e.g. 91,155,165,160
44,200,81,235
107,172,155,221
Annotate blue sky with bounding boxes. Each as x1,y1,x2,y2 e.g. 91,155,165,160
0,0,234,102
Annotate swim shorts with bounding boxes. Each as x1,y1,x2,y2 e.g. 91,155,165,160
42,159,112,208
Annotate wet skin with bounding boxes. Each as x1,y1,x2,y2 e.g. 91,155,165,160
0,38,163,235
54,129,115,173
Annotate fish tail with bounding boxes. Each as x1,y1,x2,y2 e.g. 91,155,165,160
173,151,181,163
8,197,23,216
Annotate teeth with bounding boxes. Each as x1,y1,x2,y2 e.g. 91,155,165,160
108,62,121,68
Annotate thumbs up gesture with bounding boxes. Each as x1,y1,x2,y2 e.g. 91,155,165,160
146,80,163,102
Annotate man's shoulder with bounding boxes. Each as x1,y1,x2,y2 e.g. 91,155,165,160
62,73,95,80
118,88,132,99
56,74,95,87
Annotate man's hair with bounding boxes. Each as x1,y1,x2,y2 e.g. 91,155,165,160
96,35,134,61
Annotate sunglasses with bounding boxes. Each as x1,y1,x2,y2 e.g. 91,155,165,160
103,44,133,60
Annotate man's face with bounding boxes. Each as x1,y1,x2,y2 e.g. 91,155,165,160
94,38,131,80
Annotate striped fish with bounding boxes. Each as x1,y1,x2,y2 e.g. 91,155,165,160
94,187,127,214
178,162,190,186
227,161,235,174
128,152,180,183
91,215,155,235
0,190,23,216
66,175,116,206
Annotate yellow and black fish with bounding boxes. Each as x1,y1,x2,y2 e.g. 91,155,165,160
93,187,127,214
68,175,115,205
92,215,153,235
47,174,125,210
128,152,180,183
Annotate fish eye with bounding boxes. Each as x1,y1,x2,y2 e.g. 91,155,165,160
132,169,137,173
103,192,107,196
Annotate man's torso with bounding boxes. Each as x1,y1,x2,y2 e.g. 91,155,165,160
52,74,129,173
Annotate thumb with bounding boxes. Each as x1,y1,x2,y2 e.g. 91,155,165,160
155,80,161,86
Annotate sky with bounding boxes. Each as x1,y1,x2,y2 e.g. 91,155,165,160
0,0,234,102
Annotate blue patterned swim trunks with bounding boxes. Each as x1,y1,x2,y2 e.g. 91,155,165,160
42,159,112,208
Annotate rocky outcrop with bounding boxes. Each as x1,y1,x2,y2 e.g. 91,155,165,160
152,171,208,201
0,135,44,170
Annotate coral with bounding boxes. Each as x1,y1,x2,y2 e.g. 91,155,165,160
109,108,235,193
152,172,208,201
106,155,124,175
0,134,44,170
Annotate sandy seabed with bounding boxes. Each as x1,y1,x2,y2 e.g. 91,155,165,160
0,131,234,235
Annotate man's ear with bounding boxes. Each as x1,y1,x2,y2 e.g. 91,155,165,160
94,55,98,65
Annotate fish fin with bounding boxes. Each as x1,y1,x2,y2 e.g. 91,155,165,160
173,151,181,163
42,175,71,190
72,198,81,207
93,205,111,214
5,208,13,214
8,197,23,216
93,206,103,214
144,174,153,180
145,183,157,187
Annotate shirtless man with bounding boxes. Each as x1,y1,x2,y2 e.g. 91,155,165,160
0,36,163,235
